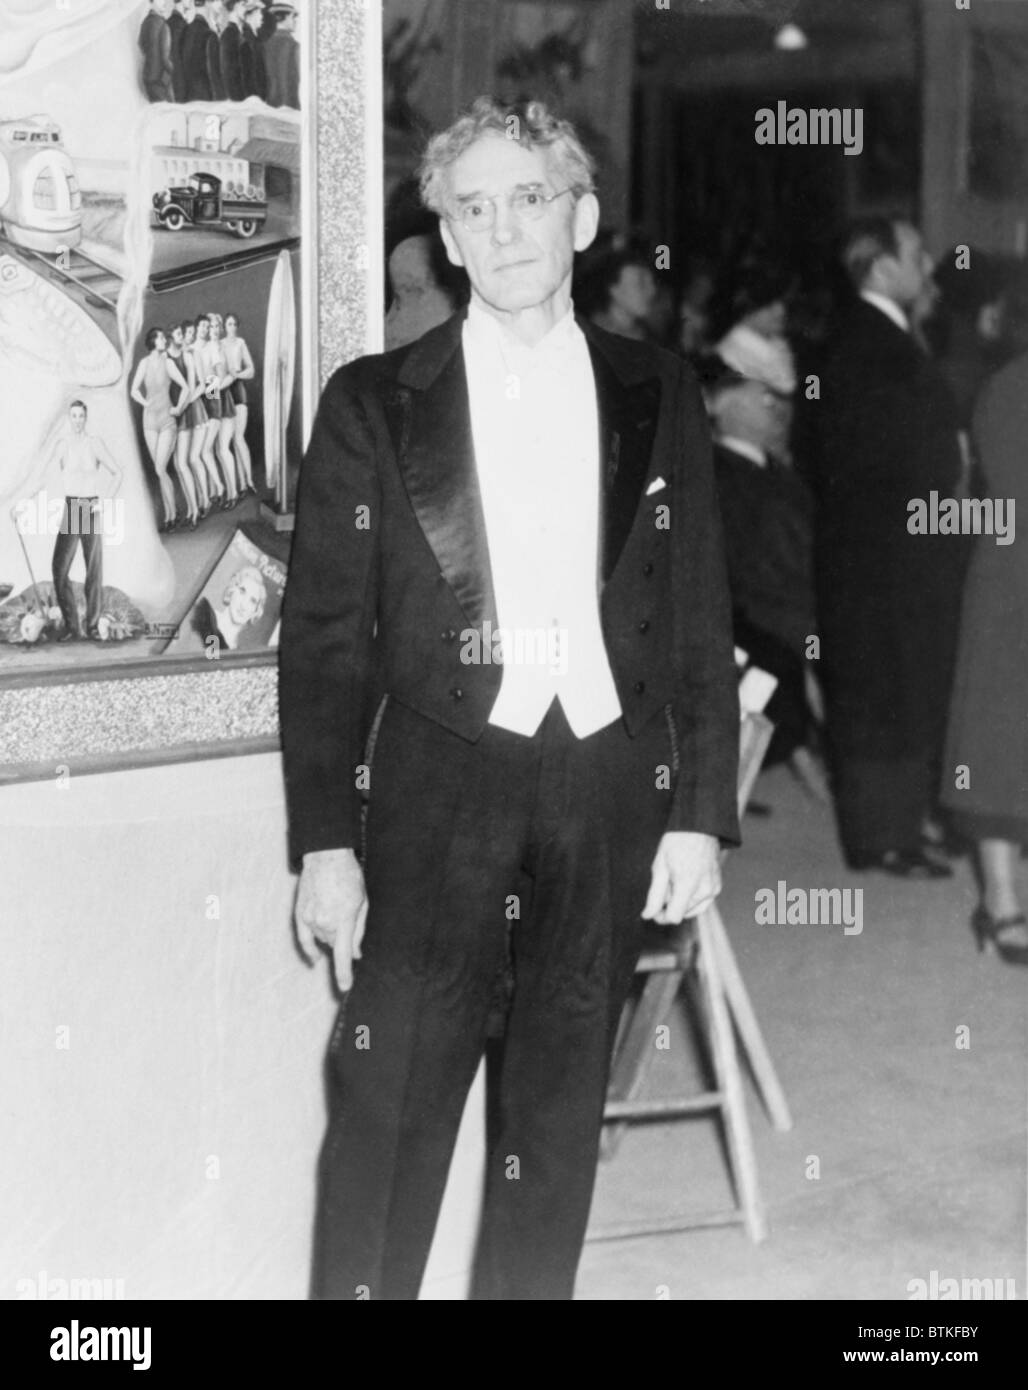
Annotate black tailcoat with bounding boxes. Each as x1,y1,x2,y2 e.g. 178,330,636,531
279,310,740,865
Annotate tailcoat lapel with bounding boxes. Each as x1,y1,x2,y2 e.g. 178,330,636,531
580,320,663,582
387,313,498,631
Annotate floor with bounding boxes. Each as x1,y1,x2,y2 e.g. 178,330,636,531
578,764,1027,1301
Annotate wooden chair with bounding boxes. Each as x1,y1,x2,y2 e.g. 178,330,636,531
591,706,793,1246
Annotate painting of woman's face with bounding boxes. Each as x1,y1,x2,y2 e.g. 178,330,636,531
184,325,196,347
195,318,210,342
153,330,167,352
227,573,264,627
226,315,238,335
209,317,222,341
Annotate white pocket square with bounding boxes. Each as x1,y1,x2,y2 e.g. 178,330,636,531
645,476,667,496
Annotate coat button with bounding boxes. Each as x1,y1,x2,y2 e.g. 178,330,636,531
634,680,646,694
642,563,654,577
450,687,464,701
638,620,650,633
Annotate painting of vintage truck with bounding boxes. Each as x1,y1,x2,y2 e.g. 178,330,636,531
152,170,268,239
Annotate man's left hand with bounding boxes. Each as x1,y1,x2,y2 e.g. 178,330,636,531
642,831,721,924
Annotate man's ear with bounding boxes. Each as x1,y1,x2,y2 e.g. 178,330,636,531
866,253,893,298
439,217,466,270
572,192,600,253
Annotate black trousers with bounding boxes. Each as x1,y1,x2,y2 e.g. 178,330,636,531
52,497,102,636
829,750,937,863
311,696,675,1301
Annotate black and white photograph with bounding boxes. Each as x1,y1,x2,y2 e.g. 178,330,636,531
2,0,1026,1350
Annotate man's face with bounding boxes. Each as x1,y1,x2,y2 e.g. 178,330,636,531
881,223,932,309
439,134,597,317
385,236,454,350
716,379,791,456
610,263,657,323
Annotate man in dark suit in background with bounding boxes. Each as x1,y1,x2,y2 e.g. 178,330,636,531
264,1,299,109
279,99,739,1300
240,1,268,101
805,217,963,876
180,0,217,102
219,0,246,101
703,358,817,770
139,0,174,103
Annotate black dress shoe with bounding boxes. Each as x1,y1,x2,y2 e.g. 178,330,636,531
851,848,953,879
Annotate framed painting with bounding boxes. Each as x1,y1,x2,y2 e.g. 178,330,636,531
0,0,383,782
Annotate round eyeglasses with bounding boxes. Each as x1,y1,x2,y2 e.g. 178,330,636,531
449,186,574,233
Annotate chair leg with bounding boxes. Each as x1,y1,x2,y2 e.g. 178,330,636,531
695,907,768,1243
705,905,794,1132
603,970,683,1157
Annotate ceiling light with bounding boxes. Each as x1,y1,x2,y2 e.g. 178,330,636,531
774,23,808,51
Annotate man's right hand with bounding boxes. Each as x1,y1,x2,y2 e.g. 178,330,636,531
294,847,368,992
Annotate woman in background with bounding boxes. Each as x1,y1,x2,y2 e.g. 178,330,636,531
942,350,1028,966
223,313,256,496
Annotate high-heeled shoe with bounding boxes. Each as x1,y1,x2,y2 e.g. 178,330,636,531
971,907,1028,966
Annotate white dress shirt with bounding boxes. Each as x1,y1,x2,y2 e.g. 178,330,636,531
462,300,622,738
716,434,767,468
860,289,909,333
